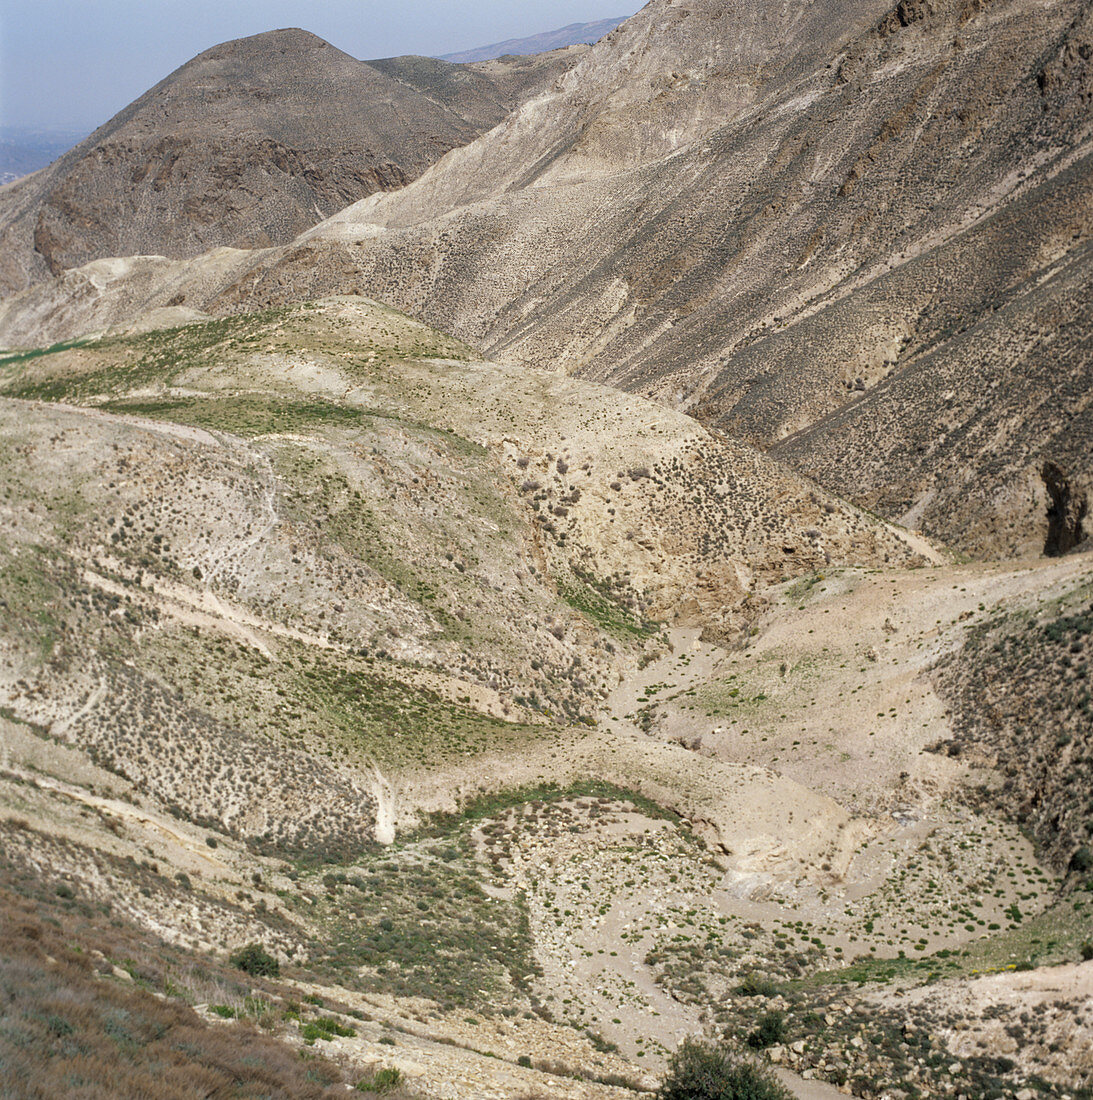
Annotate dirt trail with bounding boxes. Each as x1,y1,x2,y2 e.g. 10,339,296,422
0,763,225,870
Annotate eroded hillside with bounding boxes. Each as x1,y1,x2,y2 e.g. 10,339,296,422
1,2,1092,1096
0,300,1090,1098
4,0,1087,560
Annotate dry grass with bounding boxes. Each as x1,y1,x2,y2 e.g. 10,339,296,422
0,881,368,1099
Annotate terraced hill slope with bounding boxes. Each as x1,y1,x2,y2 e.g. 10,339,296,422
0,296,921,851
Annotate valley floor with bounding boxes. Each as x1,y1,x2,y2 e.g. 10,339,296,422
0,301,1090,1098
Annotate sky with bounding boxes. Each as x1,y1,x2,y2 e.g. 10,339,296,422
0,0,639,133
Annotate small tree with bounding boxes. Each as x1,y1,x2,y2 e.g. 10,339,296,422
657,1038,793,1100
229,942,280,978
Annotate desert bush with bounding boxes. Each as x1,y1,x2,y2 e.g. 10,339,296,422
229,942,281,978
745,1011,785,1049
355,1065,411,1096
735,972,778,997
657,1038,793,1100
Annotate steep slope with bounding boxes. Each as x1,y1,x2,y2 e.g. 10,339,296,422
4,1,1089,560
305,0,1093,560
439,18,629,63
0,29,533,298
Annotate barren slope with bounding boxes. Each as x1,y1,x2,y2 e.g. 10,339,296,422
0,29,580,298
4,0,1088,559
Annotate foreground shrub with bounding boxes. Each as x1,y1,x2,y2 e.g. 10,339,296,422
657,1038,793,1100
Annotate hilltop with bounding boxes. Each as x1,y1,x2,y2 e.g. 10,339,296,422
0,29,579,297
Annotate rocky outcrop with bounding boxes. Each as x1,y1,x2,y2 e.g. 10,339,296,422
1042,461,1088,556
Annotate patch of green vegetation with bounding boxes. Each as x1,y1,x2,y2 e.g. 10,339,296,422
301,834,541,1010
298,658,549,771
557,570,658,642
1,298,481,404
413,778,685,839
800,891,1091,990
784,572,826,603
0,547,67,662
1,312,294,402
0,336,92,370
101,395,378,436
301,1015,356,1043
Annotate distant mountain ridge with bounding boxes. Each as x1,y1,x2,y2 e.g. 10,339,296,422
438,17,628,63
0,28,580,297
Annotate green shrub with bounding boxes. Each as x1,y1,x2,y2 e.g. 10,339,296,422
735,973,778,998
657,1038,793,1100
228,942,280,978
1080,941,1093,961
356,1066,402,1092
1070,846,1093,874
745,1011,785,1050
302,1015,357,1043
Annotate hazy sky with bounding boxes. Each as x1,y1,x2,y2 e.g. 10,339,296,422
0,1,640,132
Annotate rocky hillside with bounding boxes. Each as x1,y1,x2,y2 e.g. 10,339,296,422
933,576,1093,871
2,1,1089,560
1,4,1091,1096
0,29,579,298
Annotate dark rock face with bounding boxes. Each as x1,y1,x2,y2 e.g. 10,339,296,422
0,29,571,296
933,596,1093,871
1042,462,1089,556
